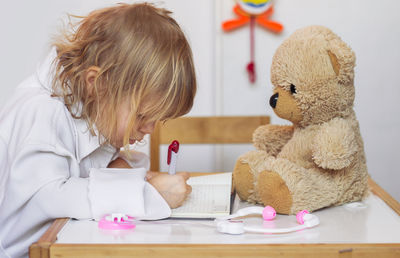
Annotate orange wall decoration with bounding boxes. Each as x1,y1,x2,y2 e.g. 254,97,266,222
222,0,283,83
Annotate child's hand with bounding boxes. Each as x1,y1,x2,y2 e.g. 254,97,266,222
108,158,191,208
145,171,159,180
148,172,192,209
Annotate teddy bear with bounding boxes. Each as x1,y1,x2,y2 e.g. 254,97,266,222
233,25,369,215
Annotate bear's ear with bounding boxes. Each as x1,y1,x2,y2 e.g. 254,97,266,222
327,50,340,76
326,38,355,85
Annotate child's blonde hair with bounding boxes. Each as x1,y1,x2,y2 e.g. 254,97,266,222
52,3,196,147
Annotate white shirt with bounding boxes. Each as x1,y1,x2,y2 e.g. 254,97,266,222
0,49,171,258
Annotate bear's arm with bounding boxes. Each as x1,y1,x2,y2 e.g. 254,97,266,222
312,118,358,170
253,124,294,156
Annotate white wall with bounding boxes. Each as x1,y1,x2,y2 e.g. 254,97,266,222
1,0,399,202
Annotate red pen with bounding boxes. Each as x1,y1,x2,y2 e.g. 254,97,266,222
167,140,179,175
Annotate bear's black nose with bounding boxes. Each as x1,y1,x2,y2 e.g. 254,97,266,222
269,93,279,108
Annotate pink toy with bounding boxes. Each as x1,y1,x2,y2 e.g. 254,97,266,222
98,213,136,230
262,205,276,221
296,210,309,225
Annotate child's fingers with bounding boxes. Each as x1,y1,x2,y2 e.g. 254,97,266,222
176,171,190,180
186,184,192,194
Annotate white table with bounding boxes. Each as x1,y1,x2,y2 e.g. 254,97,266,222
30,178,400,257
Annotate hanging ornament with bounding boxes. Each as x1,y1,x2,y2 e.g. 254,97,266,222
222,0,283,83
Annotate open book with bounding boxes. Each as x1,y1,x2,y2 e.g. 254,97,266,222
171,172,233,219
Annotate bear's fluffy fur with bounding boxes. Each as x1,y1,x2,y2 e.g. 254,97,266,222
233,25,369,214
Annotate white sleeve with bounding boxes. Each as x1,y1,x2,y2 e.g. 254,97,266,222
10,144,170,221
88,168,171,220
10,144,92,220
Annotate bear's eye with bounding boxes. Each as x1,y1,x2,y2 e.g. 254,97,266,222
290,84,297,94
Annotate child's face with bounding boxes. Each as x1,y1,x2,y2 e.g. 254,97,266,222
113,100,156,148
84,67,156,148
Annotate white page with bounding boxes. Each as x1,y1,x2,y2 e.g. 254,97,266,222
171,172,232,218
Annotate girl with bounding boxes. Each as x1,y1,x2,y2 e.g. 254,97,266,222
0,3,196,258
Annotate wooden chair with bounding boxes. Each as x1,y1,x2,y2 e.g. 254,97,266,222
149,116,270,171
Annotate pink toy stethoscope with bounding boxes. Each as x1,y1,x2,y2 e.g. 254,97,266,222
99,206,320,235
214,206,319,235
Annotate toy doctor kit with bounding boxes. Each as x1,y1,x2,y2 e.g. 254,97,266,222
98,206,320,235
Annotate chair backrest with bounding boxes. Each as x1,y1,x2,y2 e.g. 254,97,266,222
150,116,270,171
